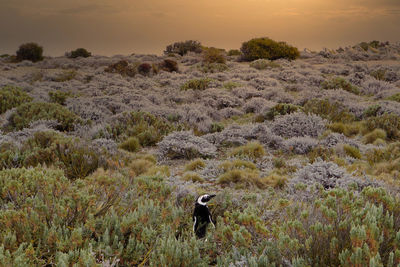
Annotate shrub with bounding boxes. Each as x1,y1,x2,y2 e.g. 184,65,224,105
138,62,152,76
388,93,400,102
184,159,206,171
321,76,360,95
303,99,355,123
16,42,43,62
370,68,387,81
363,129,387,144
160,59,179,72
99,111,181,146
271,112,326,138
129,159,154,176
343,144,362,159
364,113,400,140
54,69,77,82
218,159,257,172
249,59,281,70
363,104,382,118
229,141,265,160
198,63,229,73
8,102,82,131
68,48,91,58
164,40,202,56
240,37,300,61
223,81,241,90
104,60,137,77
0,86,32,114
284,136,319,155
119,137,141,152
182,172,204,183
180,78,213,91
157,131,217,159
227,49,242,56
48,90,71,105
202,47,226,64
264,103,299,121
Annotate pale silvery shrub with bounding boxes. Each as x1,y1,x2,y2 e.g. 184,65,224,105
284,136,319,154
360,76,397,95
157,131,217,160
243,97,275,114
271,112,326,138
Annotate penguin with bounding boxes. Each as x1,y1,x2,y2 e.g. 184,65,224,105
193,194,216,239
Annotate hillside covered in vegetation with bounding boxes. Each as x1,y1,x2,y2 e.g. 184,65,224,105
1,39,400,266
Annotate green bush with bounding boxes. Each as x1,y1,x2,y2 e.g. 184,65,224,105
264,103,300,121
98,111,182,146
364,113,400,140
16,42,43,62
321,76,360,95
182,172,204,183
197,63,228,73
240,37,300,61
119,137,141,152
48,90,71,105
250,59,281,70
54,70,77,82
8,102,82,131
304,99,355,123
202,47,226,64
0,85,32,114
164,40,202,56
363,104,382,118
363,129,387,144
184,159,206,171
68,48,91,58
181,78,213,91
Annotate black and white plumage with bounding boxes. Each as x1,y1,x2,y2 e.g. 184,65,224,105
193,194,216,238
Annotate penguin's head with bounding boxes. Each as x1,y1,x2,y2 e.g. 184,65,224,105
196,194,216,206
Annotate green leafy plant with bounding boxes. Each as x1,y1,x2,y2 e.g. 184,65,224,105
202,47,226,64
321,76,360,95
240,37,300,61
0,85,32,114
181,78,213,91
68,48,91,58
48,90,71,105
164,40,202,56
16,42,43,62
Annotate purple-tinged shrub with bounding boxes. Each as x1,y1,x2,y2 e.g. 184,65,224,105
271,112,326,138
284,136,319,154
157,131,217,159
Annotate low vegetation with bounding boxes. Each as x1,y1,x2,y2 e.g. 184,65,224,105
0,85,32,114
68,48,91,58
240,37,300,61
16,42,44,62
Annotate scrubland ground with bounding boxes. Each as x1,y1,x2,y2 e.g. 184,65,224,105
1,43,400,266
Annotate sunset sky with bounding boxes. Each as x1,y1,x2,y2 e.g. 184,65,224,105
1,0,399,56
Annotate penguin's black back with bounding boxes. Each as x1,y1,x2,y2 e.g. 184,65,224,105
193,203,212,238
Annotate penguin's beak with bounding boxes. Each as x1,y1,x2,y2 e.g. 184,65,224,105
209,194,216,200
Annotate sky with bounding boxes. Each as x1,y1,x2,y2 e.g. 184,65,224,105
0,0,399,56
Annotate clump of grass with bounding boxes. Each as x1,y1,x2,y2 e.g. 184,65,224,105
129,159,155,176
321,76,360,95
370,68,387,81
229,142,265,160
218,159,257,172
182,172,204,183
328,122,362,137
363,129,386,144
210,122,224,133
363,104,382,118
184,159,206,171
198,63,229,73
387,93,400,102
343,144,362,159
180,78,213,91
272,157,286,169
218,169,265,188
227,49,241,56
263,173,287,189
119,137,141,152
250,59,281,70
0,85,32,114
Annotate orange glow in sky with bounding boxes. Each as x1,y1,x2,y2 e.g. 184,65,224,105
1,0,399,55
